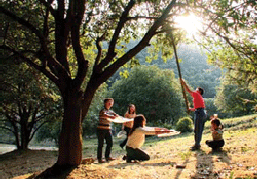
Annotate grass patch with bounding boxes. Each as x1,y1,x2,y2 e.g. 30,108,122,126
178,151,192,160
2,114,257,179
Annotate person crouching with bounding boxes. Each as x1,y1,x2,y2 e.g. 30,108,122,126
125,114,170,163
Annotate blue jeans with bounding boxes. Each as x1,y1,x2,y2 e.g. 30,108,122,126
194,108,207,147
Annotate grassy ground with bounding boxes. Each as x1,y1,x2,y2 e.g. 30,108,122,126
1,114,256,179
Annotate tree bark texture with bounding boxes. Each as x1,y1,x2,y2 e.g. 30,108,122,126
57,89,83,165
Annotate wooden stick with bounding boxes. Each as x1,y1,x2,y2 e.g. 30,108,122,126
169,34,190,114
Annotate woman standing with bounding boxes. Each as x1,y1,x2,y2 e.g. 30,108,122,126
120,104,136,149
125,114,170,163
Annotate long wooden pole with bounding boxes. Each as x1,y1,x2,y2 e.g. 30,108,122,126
169,34,190,113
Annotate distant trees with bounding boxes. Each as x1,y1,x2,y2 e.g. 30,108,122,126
110,43,222,98
110,66,186,125
0,62,61,150
214,79,257,116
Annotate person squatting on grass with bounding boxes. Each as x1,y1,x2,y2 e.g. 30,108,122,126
125,114,170,163
96,98,119,163
181,79,207,151
206,116,225,150
120,104,137,149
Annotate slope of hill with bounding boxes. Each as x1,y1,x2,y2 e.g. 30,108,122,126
1,114,256,179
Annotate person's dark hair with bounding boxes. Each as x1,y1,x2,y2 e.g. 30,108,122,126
198,87,204,95
128,114,145,136
211,118,220,127
128,104,136,114
104,98,114,103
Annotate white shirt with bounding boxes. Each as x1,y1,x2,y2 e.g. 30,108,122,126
126,127,156,148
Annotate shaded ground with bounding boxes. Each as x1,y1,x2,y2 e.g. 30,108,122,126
1,116,257,179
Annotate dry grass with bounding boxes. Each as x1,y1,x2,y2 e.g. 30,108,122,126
1,115,257,179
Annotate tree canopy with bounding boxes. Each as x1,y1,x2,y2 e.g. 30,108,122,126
197,0,257,93
110,66,186,124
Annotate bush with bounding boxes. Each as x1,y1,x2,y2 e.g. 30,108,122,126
176,117,193,132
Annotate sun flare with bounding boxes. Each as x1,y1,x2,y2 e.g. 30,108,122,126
174,13,203,37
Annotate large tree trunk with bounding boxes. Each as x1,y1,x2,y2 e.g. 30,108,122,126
57,89,83,166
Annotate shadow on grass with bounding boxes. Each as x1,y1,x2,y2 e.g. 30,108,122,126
107,161,176,169
174,158,190,179
190,147,231,179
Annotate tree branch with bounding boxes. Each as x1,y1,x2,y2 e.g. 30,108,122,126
1,45,60,85
0,126,15,133
29,120,49,141
0,7,48,54
96,0,136,72
1,6,70,83
98,0,177,83
39,0,56,18
70,0,89,90
93,33,105,70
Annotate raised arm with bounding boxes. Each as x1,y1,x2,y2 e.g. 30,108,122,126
181,79,193,95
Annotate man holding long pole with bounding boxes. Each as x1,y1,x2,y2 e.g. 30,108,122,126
181,79,207,151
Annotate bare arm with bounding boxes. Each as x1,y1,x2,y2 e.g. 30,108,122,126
181,79,193,95
154,127,171,134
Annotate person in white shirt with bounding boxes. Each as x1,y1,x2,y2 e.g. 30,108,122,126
125,114,170,163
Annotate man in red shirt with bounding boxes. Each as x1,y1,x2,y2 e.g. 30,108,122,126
181,79,207,150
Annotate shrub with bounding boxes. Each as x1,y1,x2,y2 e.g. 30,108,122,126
176,117,193,132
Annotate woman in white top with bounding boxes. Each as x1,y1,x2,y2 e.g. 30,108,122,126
125,114,170,163
120,104,136,149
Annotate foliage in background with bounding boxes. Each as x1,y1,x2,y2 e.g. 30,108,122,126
0,62,61,149
109,43,222,98
175,116,193,132
82,83,108,136
199,0,257,94
35,119,62,146
110,66,186,125
204,98,229,119
214,78,257,117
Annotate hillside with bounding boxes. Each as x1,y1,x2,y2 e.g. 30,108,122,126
109,43,222,98
1,114,256,179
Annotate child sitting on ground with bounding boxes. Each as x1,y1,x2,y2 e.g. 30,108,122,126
206,117,225,150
